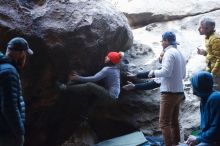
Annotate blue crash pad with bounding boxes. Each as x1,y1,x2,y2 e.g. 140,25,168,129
94,131,147,146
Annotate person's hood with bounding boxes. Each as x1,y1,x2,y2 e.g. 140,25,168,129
191,71,213,99
0,52,11,64
0,52,19,72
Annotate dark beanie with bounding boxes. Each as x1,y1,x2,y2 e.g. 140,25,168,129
191,71,213,98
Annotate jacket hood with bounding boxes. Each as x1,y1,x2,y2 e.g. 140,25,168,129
191,71,213,98
0,52,19,72
0,52,11,64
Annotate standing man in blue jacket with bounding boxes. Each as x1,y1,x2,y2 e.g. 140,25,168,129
0,37,33,146
186,71,220,146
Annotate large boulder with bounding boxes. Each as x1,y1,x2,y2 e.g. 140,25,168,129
0,0,133,146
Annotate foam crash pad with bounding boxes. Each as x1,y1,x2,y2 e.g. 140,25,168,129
94,131,147,146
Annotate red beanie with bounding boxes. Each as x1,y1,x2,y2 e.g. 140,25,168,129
107,52,121,64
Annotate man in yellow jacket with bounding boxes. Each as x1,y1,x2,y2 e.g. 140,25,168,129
197,17,220,90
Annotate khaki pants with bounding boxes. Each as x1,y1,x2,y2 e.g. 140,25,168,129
159,93,183,146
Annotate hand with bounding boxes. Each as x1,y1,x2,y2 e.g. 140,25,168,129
68,70,79,81
126,72,137,80
148,70,155,78
126,72,136,78
122,81,135,91
211,69,217,76
159,51,165,63
197,48,206,56
69,74,80,81
159,56,163,63
185,135,197,146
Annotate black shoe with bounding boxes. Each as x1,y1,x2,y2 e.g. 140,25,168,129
79,113,89,121
56,81,67,90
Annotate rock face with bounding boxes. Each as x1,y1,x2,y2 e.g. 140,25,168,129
0,0,133,146
107,0,220,27
0,0,133,75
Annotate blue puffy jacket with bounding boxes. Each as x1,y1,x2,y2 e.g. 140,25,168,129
191,71,220,143
0,52,25,137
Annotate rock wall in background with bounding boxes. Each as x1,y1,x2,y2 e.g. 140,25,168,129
107,0,220,27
